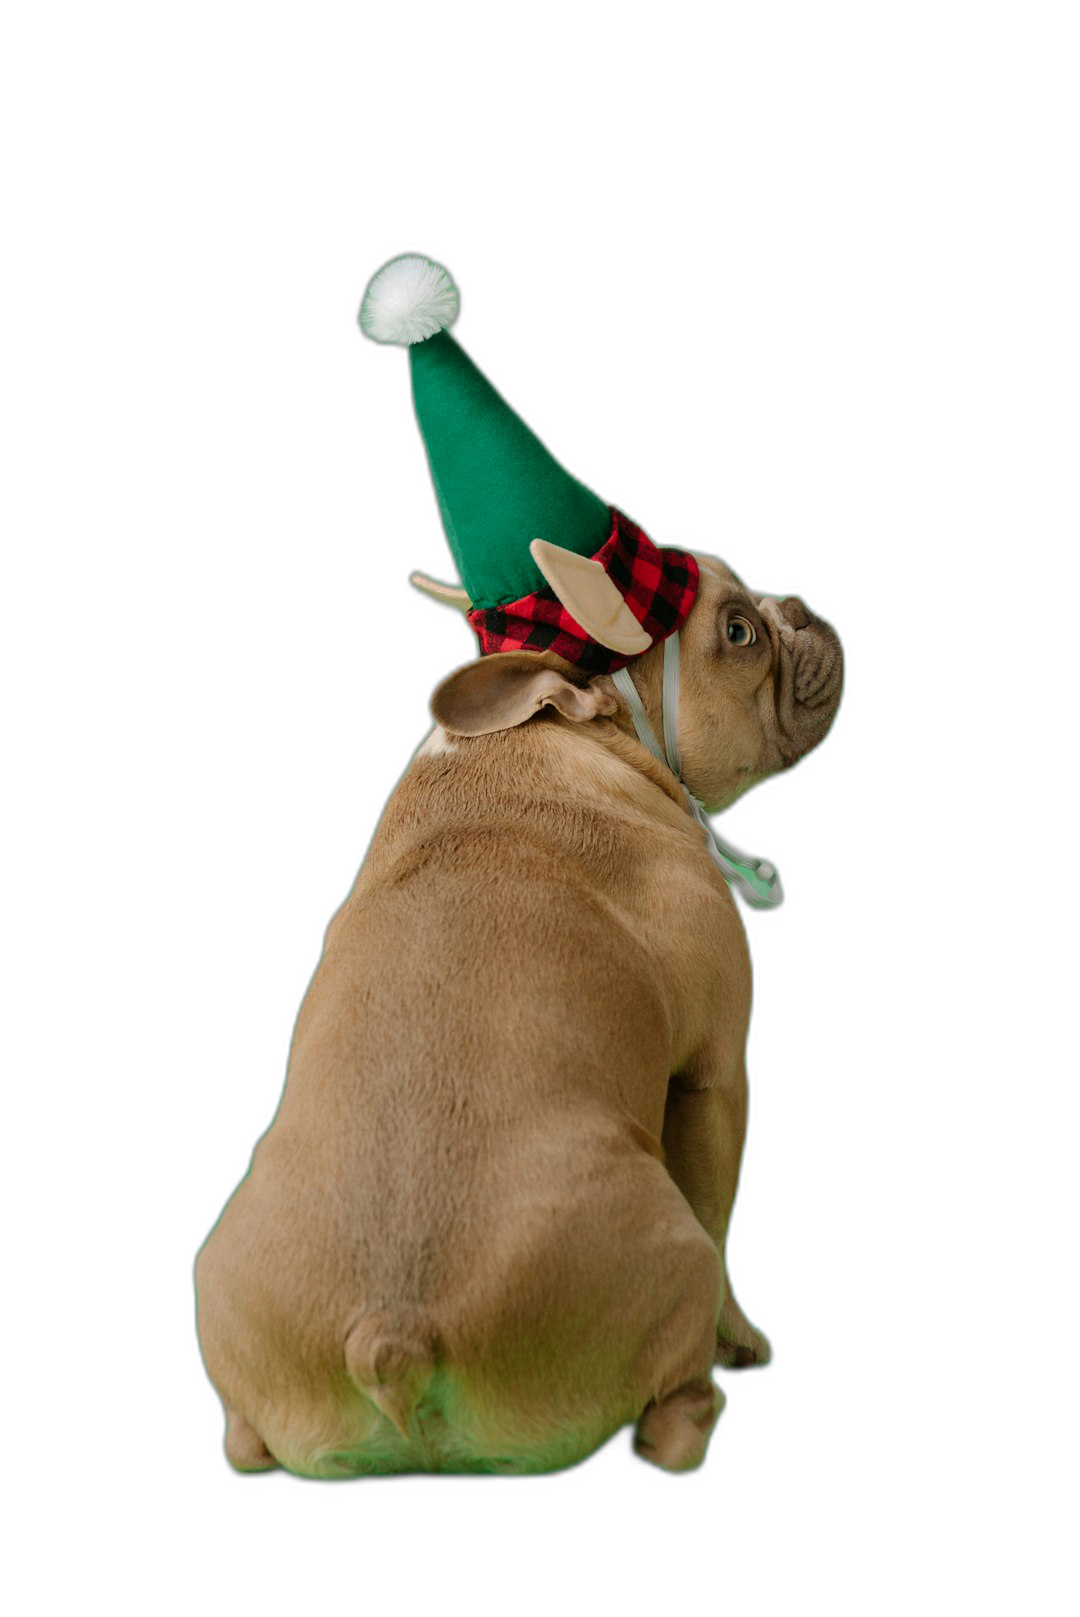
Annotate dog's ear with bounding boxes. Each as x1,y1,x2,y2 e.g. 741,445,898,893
432,653,619,737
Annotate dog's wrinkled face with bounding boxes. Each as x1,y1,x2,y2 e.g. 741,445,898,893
675,554,843,810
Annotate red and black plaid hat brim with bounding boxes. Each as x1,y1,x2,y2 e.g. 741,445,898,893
466,509,699,675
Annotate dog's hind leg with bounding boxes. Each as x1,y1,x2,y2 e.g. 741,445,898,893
224,1408,278,1472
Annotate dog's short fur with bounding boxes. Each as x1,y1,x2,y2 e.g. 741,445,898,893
195,556,842,1475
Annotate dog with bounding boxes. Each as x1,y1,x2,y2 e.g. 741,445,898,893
195,554,842,1475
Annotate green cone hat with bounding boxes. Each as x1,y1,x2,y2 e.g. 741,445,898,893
359,253,701,674
408,330,614,608
359,255,611,611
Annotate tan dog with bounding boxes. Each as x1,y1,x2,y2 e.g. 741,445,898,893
195,553,842,1475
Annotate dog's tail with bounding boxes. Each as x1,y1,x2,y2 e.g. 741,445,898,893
345,1308,438,1439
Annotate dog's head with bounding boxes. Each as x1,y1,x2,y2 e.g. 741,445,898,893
429,552,842,812
660,554,843,808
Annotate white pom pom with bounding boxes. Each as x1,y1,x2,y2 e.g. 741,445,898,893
359,254,459,346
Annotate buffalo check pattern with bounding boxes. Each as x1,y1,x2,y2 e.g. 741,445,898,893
467,509,700,674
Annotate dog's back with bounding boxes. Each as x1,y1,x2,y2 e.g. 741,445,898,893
196,717,738,1474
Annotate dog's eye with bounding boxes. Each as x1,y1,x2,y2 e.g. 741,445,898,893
727,617,756,646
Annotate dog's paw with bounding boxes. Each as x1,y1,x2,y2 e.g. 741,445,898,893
714,1330,771,1369
634,1378,724,1472
714,1301,772,1369
225,1410,279,1472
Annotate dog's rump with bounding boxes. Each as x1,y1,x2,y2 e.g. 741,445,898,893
307,1118,722,1477
202,1108,718,1478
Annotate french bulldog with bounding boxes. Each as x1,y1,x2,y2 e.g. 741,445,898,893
195,552,842,1475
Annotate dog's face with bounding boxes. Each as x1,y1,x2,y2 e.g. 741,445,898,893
673,553,843,810
431,550,842,813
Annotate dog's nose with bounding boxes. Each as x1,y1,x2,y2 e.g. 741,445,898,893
759,598,808,633
779,597,811,631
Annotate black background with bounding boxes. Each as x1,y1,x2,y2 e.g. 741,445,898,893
164,208,924,1532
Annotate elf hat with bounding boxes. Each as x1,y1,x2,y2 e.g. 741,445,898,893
358,254,699,675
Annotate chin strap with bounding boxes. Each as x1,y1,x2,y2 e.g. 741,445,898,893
611,632,784,910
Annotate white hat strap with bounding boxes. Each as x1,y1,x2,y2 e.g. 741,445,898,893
611,633,784,909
